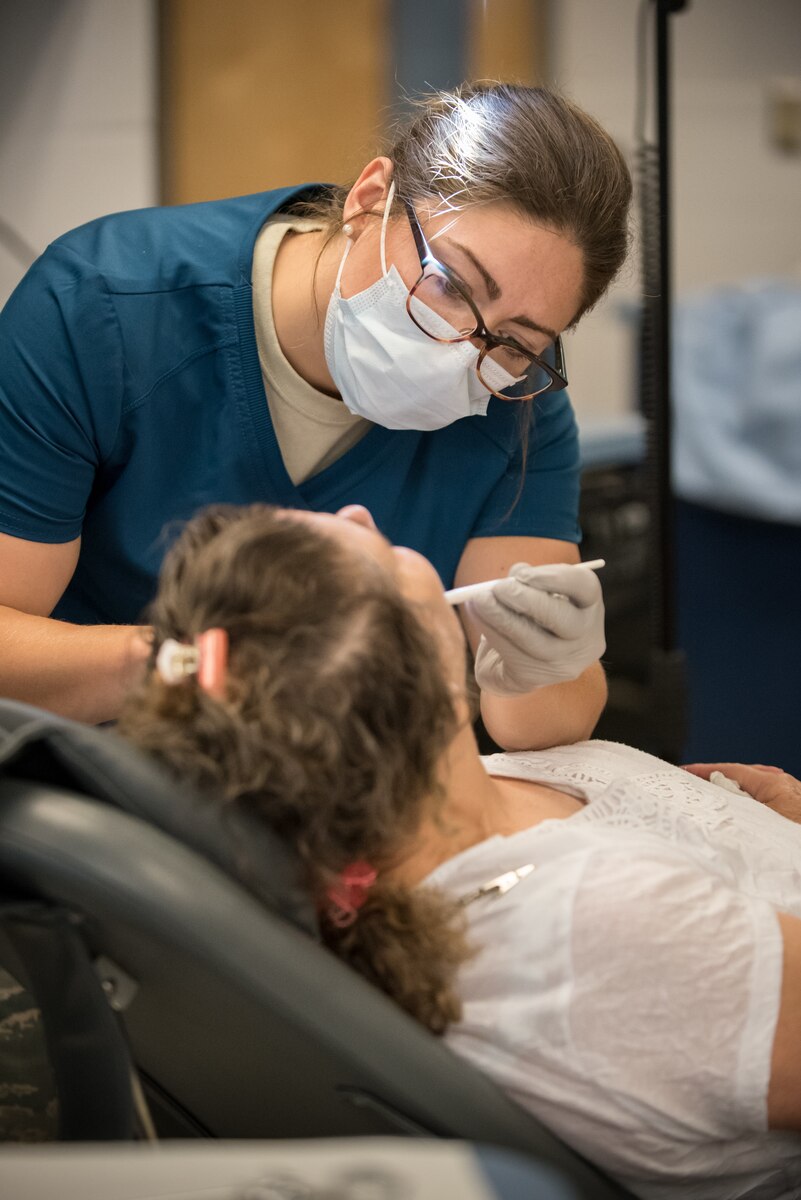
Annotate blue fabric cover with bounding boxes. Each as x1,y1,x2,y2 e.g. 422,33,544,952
0,188,581,624
673,280,801,525
475,1144,580,1199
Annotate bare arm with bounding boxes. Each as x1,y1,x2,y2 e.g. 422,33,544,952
0,532,150,723
454,535,607,751
769,912,801,1129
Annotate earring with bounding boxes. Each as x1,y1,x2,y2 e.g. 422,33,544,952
342,222,354,237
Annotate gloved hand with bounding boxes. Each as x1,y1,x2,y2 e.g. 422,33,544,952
467,562,606,697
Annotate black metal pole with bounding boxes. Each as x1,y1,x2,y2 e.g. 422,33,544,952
654,0,686,653
640,0,688,760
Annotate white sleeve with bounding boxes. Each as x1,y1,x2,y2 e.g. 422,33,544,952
567,846,784,1140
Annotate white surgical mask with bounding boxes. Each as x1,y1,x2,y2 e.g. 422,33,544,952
323,183,518,432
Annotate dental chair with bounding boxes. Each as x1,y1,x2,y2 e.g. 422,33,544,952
0,699,633,1199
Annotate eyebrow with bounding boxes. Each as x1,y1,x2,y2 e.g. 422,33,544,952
438,236,558,345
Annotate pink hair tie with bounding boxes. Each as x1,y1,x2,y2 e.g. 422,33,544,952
156,628,229,699
196,627,229,699
326,861,378,929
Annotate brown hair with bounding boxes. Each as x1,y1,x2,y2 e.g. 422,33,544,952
295,80,632,324
119,505,471,1033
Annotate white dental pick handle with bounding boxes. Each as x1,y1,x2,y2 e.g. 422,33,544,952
444,559,606,607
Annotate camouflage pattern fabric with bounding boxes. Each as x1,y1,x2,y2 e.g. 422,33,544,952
0,967,58,1141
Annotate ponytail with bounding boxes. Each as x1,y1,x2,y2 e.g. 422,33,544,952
322,884,472,1034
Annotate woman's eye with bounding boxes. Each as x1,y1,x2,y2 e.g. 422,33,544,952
498,332,541,362
431,273,462,300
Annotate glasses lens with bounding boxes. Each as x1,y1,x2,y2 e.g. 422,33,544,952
408,266,477,340
478,346,552,398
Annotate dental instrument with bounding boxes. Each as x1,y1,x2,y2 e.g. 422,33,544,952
444,559,606,607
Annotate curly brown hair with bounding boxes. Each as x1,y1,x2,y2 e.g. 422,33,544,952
119,504,472,1033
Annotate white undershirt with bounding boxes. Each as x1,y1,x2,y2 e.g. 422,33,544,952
250,215,371,485
424,740,801,1200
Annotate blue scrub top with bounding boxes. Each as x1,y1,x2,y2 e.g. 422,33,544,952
0,187,581,625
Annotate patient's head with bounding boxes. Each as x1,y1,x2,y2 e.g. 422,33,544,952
120,503,471,1032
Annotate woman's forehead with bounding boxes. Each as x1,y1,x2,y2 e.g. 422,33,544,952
287,509,398,574
420,201,585,337
286,510,445,598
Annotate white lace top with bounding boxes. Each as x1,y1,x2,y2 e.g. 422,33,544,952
423,741,801,1200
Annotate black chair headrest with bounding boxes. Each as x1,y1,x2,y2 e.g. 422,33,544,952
0,699,317,936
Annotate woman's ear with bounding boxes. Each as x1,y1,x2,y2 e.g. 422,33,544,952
342,156,394,235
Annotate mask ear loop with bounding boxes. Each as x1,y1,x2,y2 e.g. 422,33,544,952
334,236,352,292
379,179,396,277
335,178,396,290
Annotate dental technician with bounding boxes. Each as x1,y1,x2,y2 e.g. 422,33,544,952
0,83,631,750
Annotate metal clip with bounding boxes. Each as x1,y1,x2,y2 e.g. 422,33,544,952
94,954,139,1012
459,863,535,907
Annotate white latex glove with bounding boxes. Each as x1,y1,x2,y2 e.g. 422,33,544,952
467,562,606,697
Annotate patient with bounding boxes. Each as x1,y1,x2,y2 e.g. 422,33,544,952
119,503,801,1200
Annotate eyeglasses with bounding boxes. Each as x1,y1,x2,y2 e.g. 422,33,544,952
402,199,568,402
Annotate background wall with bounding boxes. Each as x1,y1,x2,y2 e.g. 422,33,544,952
158,0,545,204
0,0,158,305
548,0,801,422
159,0,389,205
0,0,545,306
3,0,801,420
